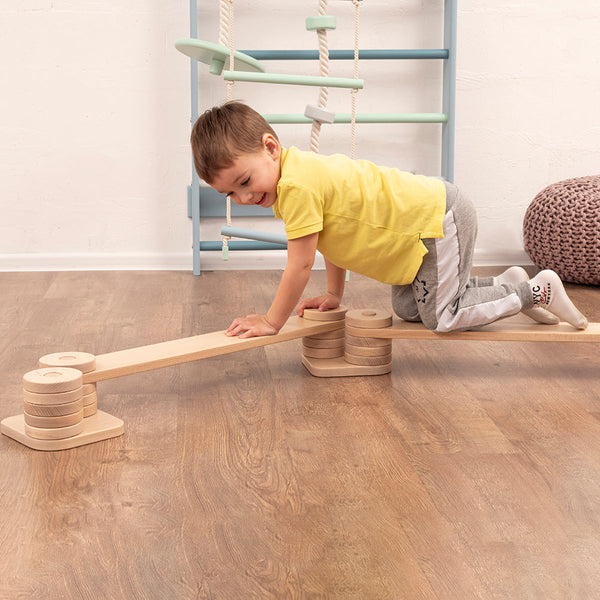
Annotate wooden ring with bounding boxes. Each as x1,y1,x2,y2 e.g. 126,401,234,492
302,337,345,349
39,351,96,373
23,386,82,405
25,420,85,440
345,309,393,329
345,333,391,347
23,398,83,417
22,367,83,394
24,409,84,429
302,346,344,359
83,402,98,418
344,342,392,357
344,352,392,366
302,306,347,321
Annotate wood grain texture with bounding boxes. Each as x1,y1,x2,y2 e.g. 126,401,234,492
0,269,599,599
346,320,600,341
83,316,344,384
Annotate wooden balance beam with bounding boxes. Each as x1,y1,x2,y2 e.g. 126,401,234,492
2,307,598,451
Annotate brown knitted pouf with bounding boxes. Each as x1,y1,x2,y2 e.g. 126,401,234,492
523,175,600,285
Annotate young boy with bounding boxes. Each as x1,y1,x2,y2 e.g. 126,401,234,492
191,101,588,338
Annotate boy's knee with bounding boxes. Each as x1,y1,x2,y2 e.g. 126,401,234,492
391,285,421,322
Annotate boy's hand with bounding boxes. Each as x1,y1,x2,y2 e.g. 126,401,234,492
296,292,341,316
225,314,279,339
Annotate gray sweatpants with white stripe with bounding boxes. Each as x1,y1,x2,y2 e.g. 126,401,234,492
391,182,530,332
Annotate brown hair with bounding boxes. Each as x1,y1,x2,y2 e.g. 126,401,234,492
190,101,279,183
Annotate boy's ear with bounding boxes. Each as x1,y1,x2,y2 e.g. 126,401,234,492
262,133,281,160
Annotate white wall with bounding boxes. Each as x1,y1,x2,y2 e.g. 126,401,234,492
1,1,599,272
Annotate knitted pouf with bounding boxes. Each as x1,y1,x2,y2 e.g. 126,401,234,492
523,175,600,285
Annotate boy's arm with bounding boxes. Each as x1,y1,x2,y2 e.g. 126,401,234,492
296,257,346,315
226,233,319,338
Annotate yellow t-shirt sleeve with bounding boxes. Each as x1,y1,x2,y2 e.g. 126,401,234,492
274,182,324,240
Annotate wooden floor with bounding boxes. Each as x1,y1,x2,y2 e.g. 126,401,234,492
0,268,599,599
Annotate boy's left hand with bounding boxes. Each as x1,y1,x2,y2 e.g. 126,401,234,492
225,314,279,339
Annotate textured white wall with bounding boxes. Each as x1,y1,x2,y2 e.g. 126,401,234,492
1,1,599,272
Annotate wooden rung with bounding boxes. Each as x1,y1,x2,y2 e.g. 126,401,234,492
345,320,600,342
83,316,344,384
223,70,364,89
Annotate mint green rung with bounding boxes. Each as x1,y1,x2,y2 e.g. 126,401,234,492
223,71,364,89
263,113,448,124
306,15,337,30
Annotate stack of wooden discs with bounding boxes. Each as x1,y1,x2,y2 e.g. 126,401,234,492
23,367,85,440
302,307,347,360
344,309,393,368
39,352,97,417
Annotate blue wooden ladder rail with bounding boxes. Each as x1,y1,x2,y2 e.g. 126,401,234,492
186,0,457,275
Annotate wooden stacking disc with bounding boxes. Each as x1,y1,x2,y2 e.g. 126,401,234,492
22,367,83,394
82,389,97,406
345,309,393,329
302,306,347,321
23,386,82,405
345,333,392,347
83,402,98,418
344,342,392,357
302,336,345,349
39,351,96,373
83,383,96,395
345,352,392,366
23,398,83,417
302,346,344,359
24,419,85,440
305,328,345,340
24,409,84,429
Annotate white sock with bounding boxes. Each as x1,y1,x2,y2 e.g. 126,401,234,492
528,270,588,330
494,266,559,325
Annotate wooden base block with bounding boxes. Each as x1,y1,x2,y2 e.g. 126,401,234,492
1,411,124,451
302,355,392,378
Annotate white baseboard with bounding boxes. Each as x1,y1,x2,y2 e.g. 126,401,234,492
0,252,193,272
0,249,533,273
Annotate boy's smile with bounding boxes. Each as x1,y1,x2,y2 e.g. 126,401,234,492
210,134,281,209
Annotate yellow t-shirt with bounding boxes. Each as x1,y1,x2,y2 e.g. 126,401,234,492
273,147,446,285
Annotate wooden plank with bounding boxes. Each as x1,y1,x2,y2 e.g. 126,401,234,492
346,320,600,342
83,316,344,383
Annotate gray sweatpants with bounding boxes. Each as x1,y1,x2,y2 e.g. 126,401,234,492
391,182,527,332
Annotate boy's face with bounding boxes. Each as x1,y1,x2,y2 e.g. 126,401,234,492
211,134,281,209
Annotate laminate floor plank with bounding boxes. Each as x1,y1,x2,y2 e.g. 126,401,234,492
0,269,598,599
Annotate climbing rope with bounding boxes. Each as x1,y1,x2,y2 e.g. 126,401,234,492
309,0,330,153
